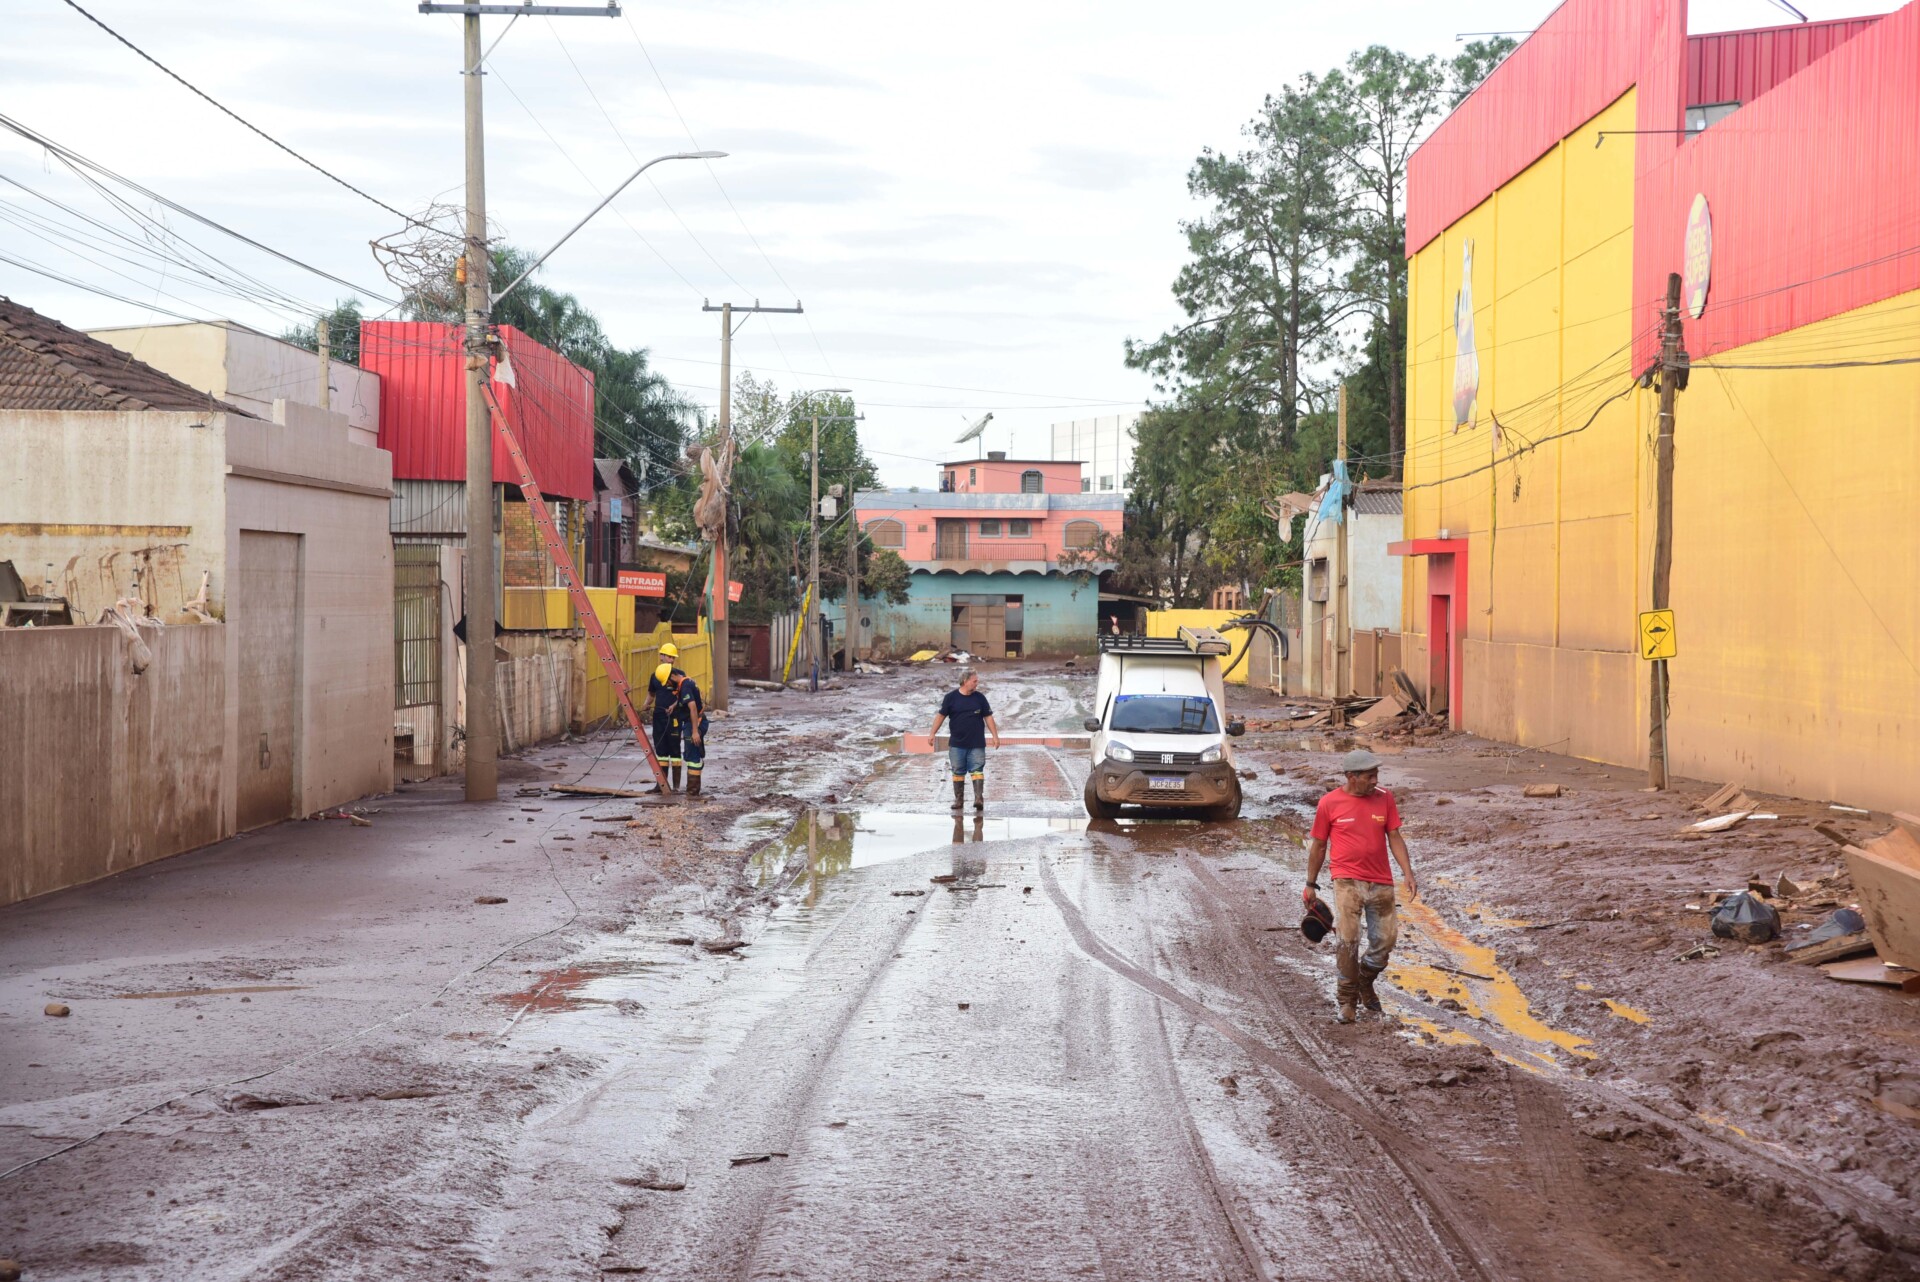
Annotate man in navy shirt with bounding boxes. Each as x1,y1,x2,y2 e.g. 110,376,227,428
666,668,709,797
930,668,1000,812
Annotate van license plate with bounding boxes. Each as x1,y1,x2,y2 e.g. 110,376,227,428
1147,776,1185,791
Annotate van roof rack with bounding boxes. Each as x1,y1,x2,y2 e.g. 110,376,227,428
1097,627,1231,657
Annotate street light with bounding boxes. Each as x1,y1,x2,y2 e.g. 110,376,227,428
800,388,852,691
492,150,728,303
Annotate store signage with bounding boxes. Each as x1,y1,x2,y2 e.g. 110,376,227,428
1684,194,1713,319
617,569,666,597
727,580,743,603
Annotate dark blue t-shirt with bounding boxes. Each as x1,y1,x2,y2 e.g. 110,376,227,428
939,689,993,750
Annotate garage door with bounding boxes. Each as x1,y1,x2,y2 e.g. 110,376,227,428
236,531,301,830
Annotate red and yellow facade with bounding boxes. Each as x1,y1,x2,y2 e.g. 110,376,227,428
1399,0,1919,810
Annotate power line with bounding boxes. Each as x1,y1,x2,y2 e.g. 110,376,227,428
0,251,202,322
56,0,434,234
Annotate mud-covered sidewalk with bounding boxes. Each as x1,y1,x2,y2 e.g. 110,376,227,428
2,663,1916,1281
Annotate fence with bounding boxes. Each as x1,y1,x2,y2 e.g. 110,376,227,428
572,586,712,728
394,544,442,710
0,624,226,906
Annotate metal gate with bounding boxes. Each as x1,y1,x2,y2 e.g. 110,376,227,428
394,542,441,710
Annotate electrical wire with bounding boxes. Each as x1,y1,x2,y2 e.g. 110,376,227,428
56,0,436,235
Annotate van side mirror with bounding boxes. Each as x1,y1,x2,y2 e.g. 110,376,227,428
1082,717,1101,733
1226,720,1246,737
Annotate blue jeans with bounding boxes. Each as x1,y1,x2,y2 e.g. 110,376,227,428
947,746,986,781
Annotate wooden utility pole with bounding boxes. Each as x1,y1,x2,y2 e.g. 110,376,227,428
1648,272,1686,789
700,300,803,710
1334,383,1350,698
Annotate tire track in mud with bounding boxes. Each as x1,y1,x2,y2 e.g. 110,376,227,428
1171,855,1470,1281
1038,856,1507,1282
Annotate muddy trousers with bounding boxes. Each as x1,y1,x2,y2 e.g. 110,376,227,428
1333,878,1400,1006
948,746,985,810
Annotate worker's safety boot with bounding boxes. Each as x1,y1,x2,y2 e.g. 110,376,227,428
972,778,985,812
951,780,965,811
669,764,683,793
686,772,702,798
1358,962,1385,1014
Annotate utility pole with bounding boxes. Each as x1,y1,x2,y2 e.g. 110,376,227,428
809,407,822,690
316,316,330,411
1334,383,1350,699
700,300,802,711
845,472,860,669
1648,271,1686,790
422,1,622,802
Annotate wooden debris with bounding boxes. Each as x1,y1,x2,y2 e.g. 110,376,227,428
1820,957,1920,991
1843,826,1920,970
1523,783,1563,799
1698,782,1746,812
1686,811,1752,834
553,784,648,798
1790,932,1876,966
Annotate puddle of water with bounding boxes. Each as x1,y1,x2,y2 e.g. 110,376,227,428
750,809,1088,888
897,734,1090,754
1602,998,1650,1024
494,963,662,1013
1388,899,1594,1069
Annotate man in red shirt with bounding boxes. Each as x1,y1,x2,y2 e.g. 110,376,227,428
1304,749,1419,1024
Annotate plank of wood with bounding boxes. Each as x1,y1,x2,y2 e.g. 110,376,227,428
553,784,649,798
1789,932,1876,966
1843,829,1920,971
1821,956,1920,991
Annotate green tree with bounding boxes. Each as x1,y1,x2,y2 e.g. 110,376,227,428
1449,37,1518,106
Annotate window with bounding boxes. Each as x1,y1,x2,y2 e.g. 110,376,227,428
941,471,955,493
1080,478,1091,493
1099,475,1114,491
978,519,1002,537
1110,694,1220,735
969,467,977,486
865,518,905,548
1008,519,1031,538
1686,101,1740,136
1021,469,1043,494
1064,520,1101,550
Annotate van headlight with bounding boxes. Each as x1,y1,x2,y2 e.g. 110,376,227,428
1106,742,1135,763
1200,745,1223,764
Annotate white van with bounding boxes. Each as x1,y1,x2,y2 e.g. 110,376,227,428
1082,628,1245,821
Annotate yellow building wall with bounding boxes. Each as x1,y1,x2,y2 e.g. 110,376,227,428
574,585,713,727
1144,609,1255,685
1405,85,1920,810
1405,91,1649,769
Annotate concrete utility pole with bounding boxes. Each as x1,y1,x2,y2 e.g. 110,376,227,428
422,1,623,802
701,299,803,711
1648,271,1686,790
1334,383,1350,699
316,316,330,411
845,473,860,668
798,390,850,691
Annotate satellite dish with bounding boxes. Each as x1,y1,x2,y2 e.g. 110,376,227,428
954,412,994,445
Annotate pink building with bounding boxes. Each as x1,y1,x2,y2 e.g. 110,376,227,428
848,451,1126,657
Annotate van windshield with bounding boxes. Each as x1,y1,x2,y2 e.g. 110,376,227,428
1110,694,1219,734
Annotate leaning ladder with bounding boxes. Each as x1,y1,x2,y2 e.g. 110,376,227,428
485,384,668,789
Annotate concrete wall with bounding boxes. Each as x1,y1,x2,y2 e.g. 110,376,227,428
861,571,1100,657
0,625,226,906
0,409,229,622
225,414,395,819
88,322,380,448
1300,507,1404,698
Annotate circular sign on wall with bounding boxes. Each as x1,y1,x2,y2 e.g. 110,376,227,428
1683,193,1713,319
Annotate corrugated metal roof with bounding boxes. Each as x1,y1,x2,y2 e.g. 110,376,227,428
361,322,593,500
1687,16,1882,106
0,297,255,416
1353,486,1404,516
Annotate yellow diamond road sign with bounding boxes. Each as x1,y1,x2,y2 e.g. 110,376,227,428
1639,609,1677,661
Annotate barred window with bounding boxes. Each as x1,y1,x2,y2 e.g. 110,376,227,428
1064,520,1102,550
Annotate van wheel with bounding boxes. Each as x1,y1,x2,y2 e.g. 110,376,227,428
1083,778,1122,820
1202,784,1243,823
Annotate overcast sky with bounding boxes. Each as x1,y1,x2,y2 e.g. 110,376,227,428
0,0,1866,484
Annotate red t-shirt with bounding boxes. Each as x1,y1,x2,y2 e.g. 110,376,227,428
1310,787,1402,885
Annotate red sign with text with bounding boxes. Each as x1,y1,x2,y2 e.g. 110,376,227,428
727,580,743,604
617,569,667,598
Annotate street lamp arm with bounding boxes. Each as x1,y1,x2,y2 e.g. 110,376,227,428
492,150,726,304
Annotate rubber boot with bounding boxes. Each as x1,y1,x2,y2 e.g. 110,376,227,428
1336,939,1360,1024
972,778,985,812
951,780,965,811
1358,962,1385,1014
686,771,702,798
670,764,683,793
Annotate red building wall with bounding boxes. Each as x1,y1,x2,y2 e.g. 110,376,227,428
361,322,595,500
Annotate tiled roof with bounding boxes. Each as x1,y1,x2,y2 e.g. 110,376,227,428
0,297,254,416
1353,483,1404,516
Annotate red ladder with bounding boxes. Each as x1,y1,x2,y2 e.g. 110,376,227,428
484,383,668,789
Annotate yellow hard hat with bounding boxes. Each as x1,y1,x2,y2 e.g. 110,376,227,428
659,642,679,659
654,662,674,685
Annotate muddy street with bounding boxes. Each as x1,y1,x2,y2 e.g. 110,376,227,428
4,665,1917,1281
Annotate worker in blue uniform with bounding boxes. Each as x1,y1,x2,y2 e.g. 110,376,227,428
645,643,683,793
666,667,709,797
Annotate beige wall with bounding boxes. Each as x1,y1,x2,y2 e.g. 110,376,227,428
0,409,230,622
88,322,380,448
0,625,227,906
225,414,395,819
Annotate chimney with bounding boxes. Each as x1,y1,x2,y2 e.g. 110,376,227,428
987,450,1007,461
